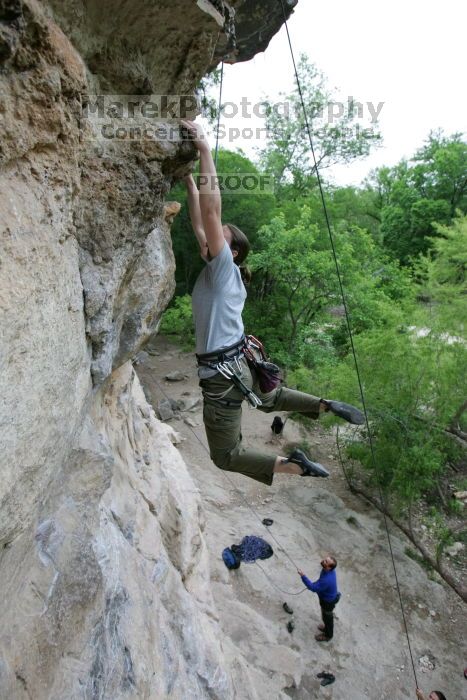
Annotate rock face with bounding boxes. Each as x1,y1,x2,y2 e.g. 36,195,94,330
0,1,294,697
0,364,232,699
213,0,299,65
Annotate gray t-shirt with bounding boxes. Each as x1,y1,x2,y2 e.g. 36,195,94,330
192,241,246,355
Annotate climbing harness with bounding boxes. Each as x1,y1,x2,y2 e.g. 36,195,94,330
196,335,245,365
196,336,263,407
198,356,263,408
196,334,280,408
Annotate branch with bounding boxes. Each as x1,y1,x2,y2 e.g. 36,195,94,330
412,414,467,447
435,478,448,510
345,483,467,602
449,398,467,431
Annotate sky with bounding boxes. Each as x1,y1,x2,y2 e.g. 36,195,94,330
203,0,466,186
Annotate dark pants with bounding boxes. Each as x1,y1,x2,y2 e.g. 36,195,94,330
199,356,321,485
320,597,338,639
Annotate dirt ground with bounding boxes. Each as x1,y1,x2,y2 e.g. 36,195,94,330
136,336,466,700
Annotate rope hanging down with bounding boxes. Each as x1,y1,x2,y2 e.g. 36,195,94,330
277,0,419,687
214,61,224,167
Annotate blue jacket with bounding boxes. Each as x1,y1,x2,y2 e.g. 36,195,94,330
301,568,339,603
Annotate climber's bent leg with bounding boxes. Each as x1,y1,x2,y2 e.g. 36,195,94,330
256,385,322,419
256,385,364,425
202,400,276,485
200,359,276,485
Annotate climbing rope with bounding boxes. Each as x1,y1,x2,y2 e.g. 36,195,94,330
277,0,419,686
214,60,224,168
255,561,307,596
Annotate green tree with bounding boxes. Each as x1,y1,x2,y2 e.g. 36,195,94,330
292,217,467,509
246,211,338,363
412,131,467,215
370,131,467,263
417,214,467,330
415,215,467,437
259,54,382,197
245,208,410,365
292,322,465,509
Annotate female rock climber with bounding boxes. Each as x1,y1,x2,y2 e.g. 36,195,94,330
181,119,364,486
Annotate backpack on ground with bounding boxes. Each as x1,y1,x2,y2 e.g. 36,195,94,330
222,547,241,569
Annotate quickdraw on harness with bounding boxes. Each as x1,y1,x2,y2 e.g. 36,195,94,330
216,357,263,408
196,336,262,408
197,335,283,408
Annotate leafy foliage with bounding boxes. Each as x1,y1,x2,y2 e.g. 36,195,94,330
416,214,467,331
370,132,467,263
245,209,411,364
293,322,465,507
159,295,195,350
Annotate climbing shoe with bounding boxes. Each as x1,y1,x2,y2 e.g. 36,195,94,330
283,602,294,615
284,449,329,478
321,399,365,425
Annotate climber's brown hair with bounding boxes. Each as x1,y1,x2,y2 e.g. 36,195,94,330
225,222,251,284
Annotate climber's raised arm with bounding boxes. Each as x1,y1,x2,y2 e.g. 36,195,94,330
184,174,208,259
181,119,224,258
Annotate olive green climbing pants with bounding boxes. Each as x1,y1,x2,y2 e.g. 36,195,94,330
199,356,321,486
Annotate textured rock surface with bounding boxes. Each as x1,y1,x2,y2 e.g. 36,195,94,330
0,363,232,699
0,0,295,697
213,0,299,65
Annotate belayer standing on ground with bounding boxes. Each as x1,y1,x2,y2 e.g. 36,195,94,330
181,118,364,485
298,555,341,642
